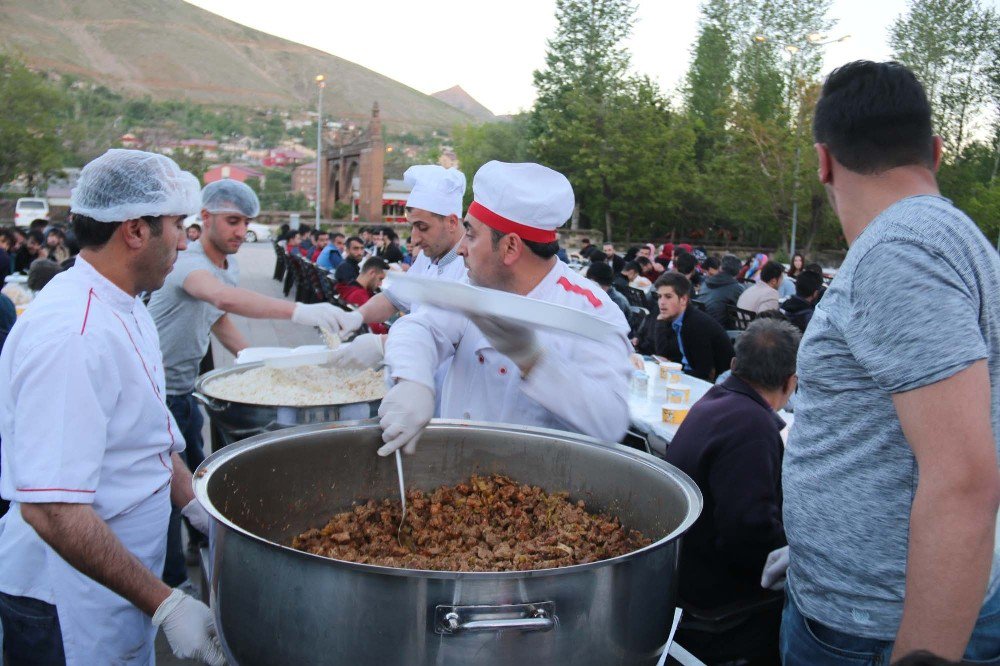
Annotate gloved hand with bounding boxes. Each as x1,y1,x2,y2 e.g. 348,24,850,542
760,545,790,590
469,314,542,373
377,380,435,457
326,333,384,371
153,588,226,666
292,303,362,336
181,498,211,536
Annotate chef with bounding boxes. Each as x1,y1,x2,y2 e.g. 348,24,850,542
323,164,468,368
0,150,224,665
148,179,347,588
377,161,632,456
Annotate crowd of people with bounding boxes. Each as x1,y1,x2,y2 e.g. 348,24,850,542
0,60,996,666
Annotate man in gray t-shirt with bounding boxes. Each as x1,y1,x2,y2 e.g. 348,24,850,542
780,61,1000,664
147,180,348,587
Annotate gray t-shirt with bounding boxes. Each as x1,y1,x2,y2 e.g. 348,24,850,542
148,240,239,395
784,195,1000,639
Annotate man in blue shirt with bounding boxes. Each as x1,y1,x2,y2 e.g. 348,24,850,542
316,231,345,270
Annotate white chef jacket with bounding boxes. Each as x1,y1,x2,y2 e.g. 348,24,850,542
384,260,633,443
383,242,467,313
0,256,184,665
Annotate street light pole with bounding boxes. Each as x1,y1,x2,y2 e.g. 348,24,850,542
315,74,325,228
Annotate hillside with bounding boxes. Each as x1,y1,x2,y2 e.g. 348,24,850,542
431,85,496,122
0,0,475,131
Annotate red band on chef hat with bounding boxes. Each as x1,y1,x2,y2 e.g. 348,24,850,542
468,201,558,244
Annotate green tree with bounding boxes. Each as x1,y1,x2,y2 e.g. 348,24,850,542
453,115,534,206
530,0,638,237
0,54,69,190
891,0,999,161
685,0,738,163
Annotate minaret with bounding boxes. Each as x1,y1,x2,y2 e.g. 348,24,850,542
360,102,385,223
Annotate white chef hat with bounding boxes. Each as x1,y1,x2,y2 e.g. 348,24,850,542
70,149,201,223
468,161,573,243
403,165,466,218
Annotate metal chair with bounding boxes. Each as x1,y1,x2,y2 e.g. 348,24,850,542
622,285,649,308
726,305,757,331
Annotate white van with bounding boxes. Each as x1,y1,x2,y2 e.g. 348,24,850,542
14,198,49,228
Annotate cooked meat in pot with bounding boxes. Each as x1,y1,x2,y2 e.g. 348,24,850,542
291,474,651,571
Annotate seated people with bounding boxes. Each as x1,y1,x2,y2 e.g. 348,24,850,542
666,317,801,665
307,229,330,263
698,254,746,329
333,235,366,284
585,262,630,322
779,269,824,332
674,251,703,295
316,232,345,270
632,272,733,381
737,260,785,313
336,257,390,334
621,260,652,291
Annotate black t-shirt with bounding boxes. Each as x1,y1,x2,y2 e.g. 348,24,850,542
334,257,360,284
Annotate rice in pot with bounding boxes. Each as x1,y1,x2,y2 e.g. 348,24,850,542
203,366,385,406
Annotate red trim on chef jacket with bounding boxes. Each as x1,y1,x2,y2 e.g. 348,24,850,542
80,288,95,334
556,277,602,308
16,487,96,493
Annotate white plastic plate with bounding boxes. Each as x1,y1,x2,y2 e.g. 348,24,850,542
387,273,622,343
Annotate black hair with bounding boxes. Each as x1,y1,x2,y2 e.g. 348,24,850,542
794,269,824,299
345,235,364,247
814,60,934,174
732,318,801,391
71,214,162,249
29,219,47,232
721,254,742,276
675,253,697,275
488,228,560,259
760,261,785,283
653,271,692,299
187,223,201,232
622,261,642,274
635,256,652,268
804,262,824,275
26,230,45,245
702,256,720,272
361,256,389,273
46,228,65,240
331,232,345,241
585,261,614,287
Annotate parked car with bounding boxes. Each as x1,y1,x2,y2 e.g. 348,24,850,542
183,215,272,243
14,198,49,228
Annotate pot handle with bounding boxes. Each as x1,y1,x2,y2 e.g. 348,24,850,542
191,391,223,412
435,603,555,635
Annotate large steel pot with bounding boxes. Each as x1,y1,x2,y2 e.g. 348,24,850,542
192,363,382,446
194,420,702,665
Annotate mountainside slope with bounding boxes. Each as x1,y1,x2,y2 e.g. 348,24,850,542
431,85,496,122
0,0,474,130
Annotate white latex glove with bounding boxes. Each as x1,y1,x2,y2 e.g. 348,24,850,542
153,588,226,666
469,314,542,373
181,498,211,536
760,545,790,590
326,333,384,371
377,380,435,457
292,303,362,336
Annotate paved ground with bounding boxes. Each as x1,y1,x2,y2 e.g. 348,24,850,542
157,240,318,664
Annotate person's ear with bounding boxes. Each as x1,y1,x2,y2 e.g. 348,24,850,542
931,136,943,172
120,219,145,250
501,233,523,266
815,143,833,185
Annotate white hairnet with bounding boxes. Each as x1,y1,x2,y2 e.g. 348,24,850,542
70,149,202,223
202,179,261,218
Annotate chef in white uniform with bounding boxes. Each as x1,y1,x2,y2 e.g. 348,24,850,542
376,161,632,456
323,164,468,368
0,150,225,665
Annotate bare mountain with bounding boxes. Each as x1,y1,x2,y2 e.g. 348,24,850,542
432,85,496,122
0,0,474,131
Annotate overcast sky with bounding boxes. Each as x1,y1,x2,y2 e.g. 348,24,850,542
185,0,997,116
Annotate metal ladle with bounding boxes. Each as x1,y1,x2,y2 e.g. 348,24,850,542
395,449,407,548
